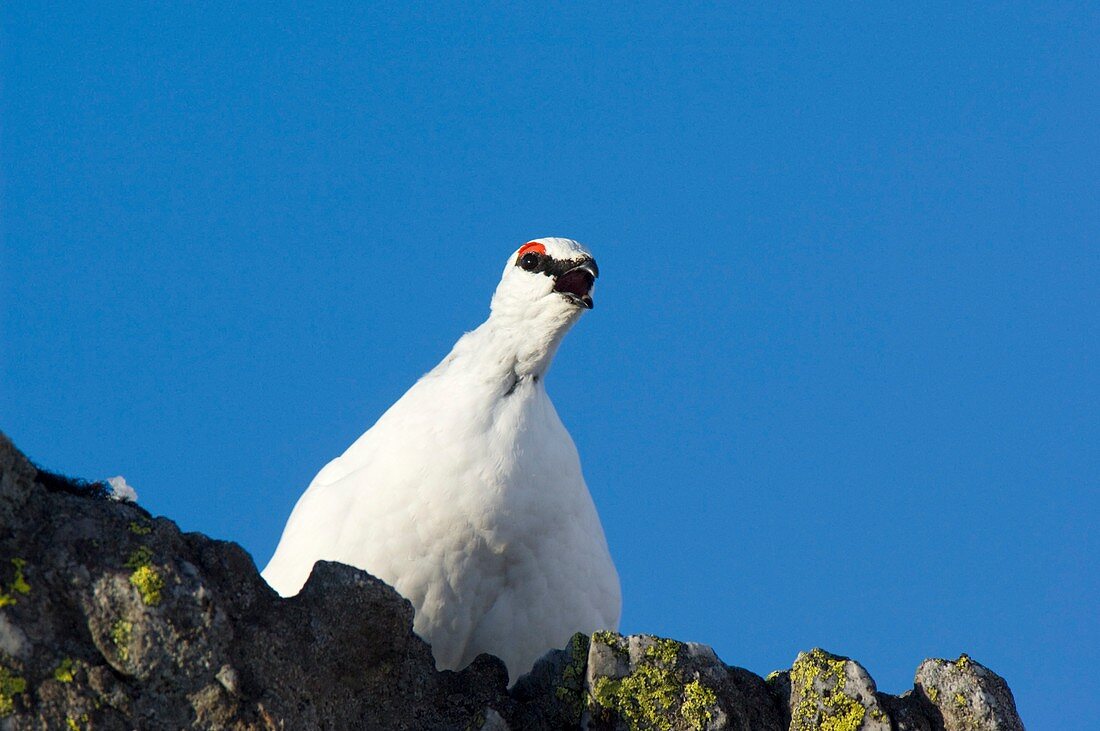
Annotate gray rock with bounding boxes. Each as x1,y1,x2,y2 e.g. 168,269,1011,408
584,632,786,731
0,431,512,730
915,655,1024,731
0,432,1026,730
786,648,890,731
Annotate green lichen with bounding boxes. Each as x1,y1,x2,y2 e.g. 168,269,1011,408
0,558,31,608
592,630,622,647
128,520,152,535
124,547,164,606
111,619,133,662
124,546,153,570
53,657,75,683
681,679,717,729
554,633,590,724
588,637,717,731
65,714,89,731
651,638,680,665
0,664,27,718
9,559,29,595
592,630,629,661
789,649,866,731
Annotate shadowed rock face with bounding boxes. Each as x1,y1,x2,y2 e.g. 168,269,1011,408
0,433,1025,730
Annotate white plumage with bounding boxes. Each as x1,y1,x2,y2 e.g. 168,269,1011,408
262,237,621,683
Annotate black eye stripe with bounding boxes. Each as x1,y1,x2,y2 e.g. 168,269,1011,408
514,253,595,278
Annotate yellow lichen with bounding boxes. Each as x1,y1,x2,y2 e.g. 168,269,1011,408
129,565,164,606
0,558,31,608
928,686,939,703
53,658,75,683
0,664,27,718
954,692,967,706
956,654,971,669
593,630,625,649
111,619,133,661
124,547,164,606
65,714,88,731
789,649,867,731
588,637,716,731
648,638,680,666
9,559,29,595
681,679,717,729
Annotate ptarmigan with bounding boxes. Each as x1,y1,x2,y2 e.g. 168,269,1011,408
262,237,621,683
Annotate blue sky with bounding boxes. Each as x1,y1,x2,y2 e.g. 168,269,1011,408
2,3,1097,728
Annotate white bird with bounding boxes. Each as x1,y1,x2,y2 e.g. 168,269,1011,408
262,237,621,683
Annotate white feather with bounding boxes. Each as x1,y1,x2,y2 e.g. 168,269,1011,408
262,237,621,683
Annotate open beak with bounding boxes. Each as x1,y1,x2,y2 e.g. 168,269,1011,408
553,259,599,309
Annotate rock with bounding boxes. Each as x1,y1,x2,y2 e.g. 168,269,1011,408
786,648,891,731
915,655,1024,731
0,431,513,730
478,707,512,730
510,633,592,730
0,432,1027,730
584,632,786,731
878,690,937,731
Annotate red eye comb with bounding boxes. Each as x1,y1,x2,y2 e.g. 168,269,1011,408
517,242,546,257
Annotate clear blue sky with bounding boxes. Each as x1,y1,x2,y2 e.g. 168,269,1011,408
2,4,1096,728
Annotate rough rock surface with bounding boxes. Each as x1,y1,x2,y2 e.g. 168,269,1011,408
0,432,1026,730
914,656,1025,731
584,632,787,731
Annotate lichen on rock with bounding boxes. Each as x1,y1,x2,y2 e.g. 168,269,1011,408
680,678,718,729
122,545,165,606
128,520,152,536
0,558,31,608
128,565,164,607
916,654,1024,731
0,663,27,718
586,634,726,731
554,632,591,724
788,648,890,731
52,658,75,684
110,619,133,662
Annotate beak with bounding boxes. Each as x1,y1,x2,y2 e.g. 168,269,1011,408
554,258,599,309
578,258,599,279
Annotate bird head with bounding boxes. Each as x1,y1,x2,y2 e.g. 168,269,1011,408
434,237,599,383
491,237,599,318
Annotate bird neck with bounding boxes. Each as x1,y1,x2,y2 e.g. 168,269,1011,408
435,310,575,392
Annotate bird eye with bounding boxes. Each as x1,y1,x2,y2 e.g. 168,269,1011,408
519,252,541,271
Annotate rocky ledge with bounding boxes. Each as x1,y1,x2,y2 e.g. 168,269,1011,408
0,433,1024,730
